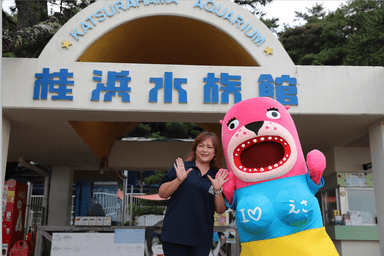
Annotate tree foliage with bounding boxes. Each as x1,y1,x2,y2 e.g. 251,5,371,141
234,0,273,16
342,1,384,66
2,0,95,57
124,122,203,139
145,172,167,186
259,16,280,34
233,0,281,32
279,0,384,67
125,203,164,225
294,2,327,23
2,16,61,57
15,0,48,30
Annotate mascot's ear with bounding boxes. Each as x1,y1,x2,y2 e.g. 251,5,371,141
285,106,290,111
220,120,223,125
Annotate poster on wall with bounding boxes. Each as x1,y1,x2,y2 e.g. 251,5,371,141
345,173,366,187
51,229,145,256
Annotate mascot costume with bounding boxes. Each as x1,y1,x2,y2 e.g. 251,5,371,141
218,97,339,255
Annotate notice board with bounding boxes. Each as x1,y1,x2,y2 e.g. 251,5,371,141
51,229,145,256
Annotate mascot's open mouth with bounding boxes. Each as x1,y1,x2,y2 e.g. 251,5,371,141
233,136,291,173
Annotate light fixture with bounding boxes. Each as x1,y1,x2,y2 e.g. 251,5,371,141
98,157,106,174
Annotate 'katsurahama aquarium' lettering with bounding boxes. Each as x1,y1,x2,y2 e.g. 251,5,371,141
70,0,178,40
193,0,266,46
69,0,266,47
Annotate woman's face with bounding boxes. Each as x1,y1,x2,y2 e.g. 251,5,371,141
195,138,216,165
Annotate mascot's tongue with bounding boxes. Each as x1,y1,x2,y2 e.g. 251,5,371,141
240,142,284,168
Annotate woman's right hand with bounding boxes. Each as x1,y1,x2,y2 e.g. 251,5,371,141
174,157,193,182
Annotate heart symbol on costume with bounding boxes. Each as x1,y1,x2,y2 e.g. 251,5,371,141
248,207,262,221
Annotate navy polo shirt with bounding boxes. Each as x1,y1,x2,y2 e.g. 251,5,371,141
159,160,218,248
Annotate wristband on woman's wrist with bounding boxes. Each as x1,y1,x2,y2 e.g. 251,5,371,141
214,187,223,194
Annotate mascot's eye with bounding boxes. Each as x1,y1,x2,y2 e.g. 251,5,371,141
266,109,281,119
227,118,239,131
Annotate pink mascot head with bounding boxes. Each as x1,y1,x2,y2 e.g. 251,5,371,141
220,97,307,189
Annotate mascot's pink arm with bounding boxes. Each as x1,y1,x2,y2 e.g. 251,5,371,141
307,149,326,185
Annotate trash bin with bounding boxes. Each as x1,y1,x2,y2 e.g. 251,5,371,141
9,240,34,256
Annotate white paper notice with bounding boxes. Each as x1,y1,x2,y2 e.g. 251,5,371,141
51,230,145,256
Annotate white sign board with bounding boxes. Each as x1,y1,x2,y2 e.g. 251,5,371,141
51,229,145,256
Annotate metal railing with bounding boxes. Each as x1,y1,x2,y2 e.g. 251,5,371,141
27,193,166,228
125,193,166,226
92,191,122,220
28,195,75,227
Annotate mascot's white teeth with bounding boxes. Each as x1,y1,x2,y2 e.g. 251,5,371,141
233,136,291,173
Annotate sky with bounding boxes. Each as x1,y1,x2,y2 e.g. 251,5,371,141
261,0,347,30
2,0,347,30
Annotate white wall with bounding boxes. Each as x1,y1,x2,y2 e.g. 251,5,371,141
323,147,336,177
322,146,372,176
47,166,74,226
3,59,384,116
334,147,371,173
338,240,380,256
109,140,193,171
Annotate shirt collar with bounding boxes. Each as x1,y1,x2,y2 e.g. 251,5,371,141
192,160,216,176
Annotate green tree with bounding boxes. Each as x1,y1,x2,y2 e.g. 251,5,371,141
15,0,48,30
125,123,152,138
2,10,17,32
125,172,168,226
234,0,273,16
2,0,95,57
2,16,61,58
259,17,280,34
294,2,327,24
279,0,384,67
234,0,281,32
125,122,203,139
165,122,189,138
140,172,169,207
342,1,384,66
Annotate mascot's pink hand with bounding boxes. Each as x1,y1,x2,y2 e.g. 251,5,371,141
307,149,326,185
216,169,235,204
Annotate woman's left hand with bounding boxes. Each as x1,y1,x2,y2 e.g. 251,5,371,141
208,169,229,192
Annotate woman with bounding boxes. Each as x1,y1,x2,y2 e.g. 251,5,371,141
159,131,228,256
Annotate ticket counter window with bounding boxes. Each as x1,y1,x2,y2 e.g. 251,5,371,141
346,188,377,225
318,187,377,226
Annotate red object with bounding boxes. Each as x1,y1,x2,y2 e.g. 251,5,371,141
133,194,169,200
9,241,34,256
2,179,28,256
323,196,336,203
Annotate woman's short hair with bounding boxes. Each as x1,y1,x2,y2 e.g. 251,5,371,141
185,131,223,170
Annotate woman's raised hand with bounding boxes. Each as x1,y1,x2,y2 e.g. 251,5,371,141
174,157,193,182
208,169,229,192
